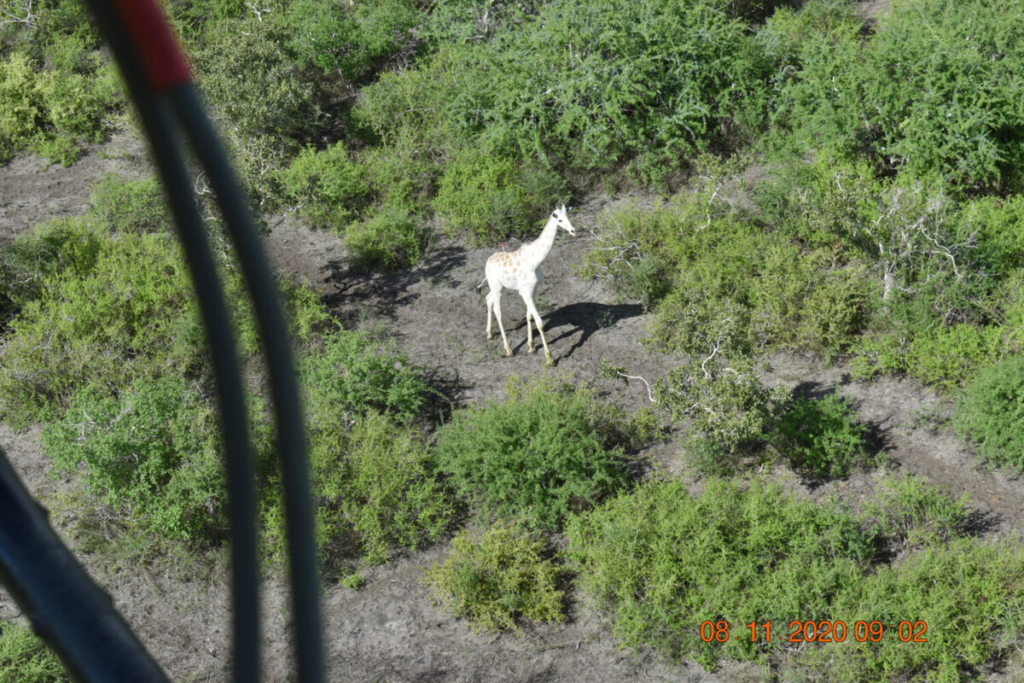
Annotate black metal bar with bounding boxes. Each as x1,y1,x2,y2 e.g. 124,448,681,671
169,84,325,683
73,3,262,680
0,449,170,683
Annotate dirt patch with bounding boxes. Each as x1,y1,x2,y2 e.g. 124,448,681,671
856,0,890,23
0,129,148,240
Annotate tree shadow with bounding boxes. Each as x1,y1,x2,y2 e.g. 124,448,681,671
321,245,467,323
513,302,644,361
420,365,470,425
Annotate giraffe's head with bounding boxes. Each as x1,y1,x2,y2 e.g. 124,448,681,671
550,204,576,238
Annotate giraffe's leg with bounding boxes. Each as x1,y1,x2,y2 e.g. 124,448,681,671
486,291,494,340
493,294,513,356
523,296,553,365
526,313,534,353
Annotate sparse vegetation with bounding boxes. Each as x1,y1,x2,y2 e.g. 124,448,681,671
3,0,1024,679
422,521,565,635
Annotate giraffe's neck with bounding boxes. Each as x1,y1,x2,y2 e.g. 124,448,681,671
522,216,558,269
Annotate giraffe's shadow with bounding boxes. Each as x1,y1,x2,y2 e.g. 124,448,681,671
511,302,644,360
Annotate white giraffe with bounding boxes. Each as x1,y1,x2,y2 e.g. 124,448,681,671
476,205,576,365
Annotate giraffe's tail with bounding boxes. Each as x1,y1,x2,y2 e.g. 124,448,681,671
474,276,487,292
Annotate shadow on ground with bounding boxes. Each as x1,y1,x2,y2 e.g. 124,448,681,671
511,302,645,361
322,245,467,322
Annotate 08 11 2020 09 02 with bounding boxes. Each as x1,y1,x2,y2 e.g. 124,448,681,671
700,620,929,644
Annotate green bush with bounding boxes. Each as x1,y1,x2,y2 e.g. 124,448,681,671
0,50,121,166
433,146,566,243
808,540,1024,683
296,411,453,569
285,0,420,81
88,174,171,234
659,357,791,467
955,355,1024,472
862,474,971,549
422,521,565,635
345,202,426,271
0,226,207,424
433,376,635,530
772,393,868,478
41,376,225,542
566,477,875,669
775,0,1024,190
0,217,102,322
0,622,67,683
0,216,325,426
279,143,372,230
195,18,319,141
357,0,772,183
302,328,433,426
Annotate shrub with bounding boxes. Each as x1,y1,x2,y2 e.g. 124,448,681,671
954,355,1024,472
0,50,121,166
0,622,67,683
285,0,420,81
433,376,634,530
279,143,372,230
195,18,320,142
422,521,565,635
775,0,1024,190
41,376,226,542
0,217,324,426
772,393,869,478
566,477,876,669
811,540,1024,683
302,328,433,426
862,474,971,549
345,202,426,271
300,411,453,569
88,174,171,234
0,217,102,322
659,357,791,466
0,227,207,424
357,0,772,183
433,146,566,243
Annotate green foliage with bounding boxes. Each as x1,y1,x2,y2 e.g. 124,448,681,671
422,521,565,635
345,202,426,271
0,225,206,424
775,0,1024,190
566,477,876,669
433,146,566,243
41,376,225,542
88,174,171,234
433,376,635,530
659,357,790,468
0,217,102,321
302,328,433,426
955,355,1024,472
0,50,121,165
0,622,67,683
285,0,420,80
302,411,453,568
195,18,320,142
358,0,772,183
808,540,1024,683
279,143,372,229
772,393,868,478
862,474,971,549
0,214,325,426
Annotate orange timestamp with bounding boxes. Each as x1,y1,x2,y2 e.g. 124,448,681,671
700,620,928,644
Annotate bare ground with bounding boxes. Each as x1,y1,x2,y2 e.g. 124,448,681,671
2,120,1023,682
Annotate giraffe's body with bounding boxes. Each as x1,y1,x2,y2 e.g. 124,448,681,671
479,205,576,365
